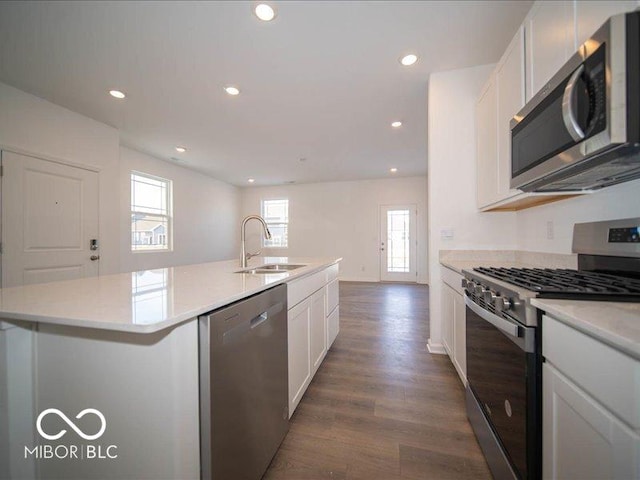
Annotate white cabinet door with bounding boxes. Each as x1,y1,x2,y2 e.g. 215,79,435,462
441,283,455,357
525,1,576,101
575,1,637,47
441,283,465,384
327,306,339,348
496,26,525,200
288,297,311,416
325,278,339,349
476,75,499,208
543,363,640,480
452,290,466,383
309,288,327,375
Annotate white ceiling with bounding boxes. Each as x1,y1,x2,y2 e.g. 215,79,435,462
0,0,532,186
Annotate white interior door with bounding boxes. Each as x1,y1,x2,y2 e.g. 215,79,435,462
1,150,99,288
380,205,417,282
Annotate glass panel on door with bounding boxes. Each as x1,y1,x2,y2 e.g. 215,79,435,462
380,205,416,282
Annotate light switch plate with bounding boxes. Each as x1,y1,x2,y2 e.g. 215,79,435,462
440,227,454,240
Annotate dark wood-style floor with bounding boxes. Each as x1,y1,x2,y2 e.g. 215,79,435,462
264,282,491,480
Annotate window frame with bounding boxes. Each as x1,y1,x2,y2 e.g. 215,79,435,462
261,198,289,249
130,171,173,253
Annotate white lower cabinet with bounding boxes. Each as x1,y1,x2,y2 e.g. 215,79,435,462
543,314,640,479
326,278,339,348
441,266,466,384
543,363,639,480
309,288,327,375
441,285,455,356
287,264,340,417
288,297,312,416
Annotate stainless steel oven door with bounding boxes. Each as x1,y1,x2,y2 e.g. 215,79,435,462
465,295,537,480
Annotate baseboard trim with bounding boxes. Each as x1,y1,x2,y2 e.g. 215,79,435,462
427,339,446,355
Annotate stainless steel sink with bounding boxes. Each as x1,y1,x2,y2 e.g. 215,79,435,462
235,264,306,274
257,264,306,271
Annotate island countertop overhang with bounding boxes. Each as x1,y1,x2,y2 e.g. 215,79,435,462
0,257,342,334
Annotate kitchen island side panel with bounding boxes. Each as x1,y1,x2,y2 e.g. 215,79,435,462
3,319,200,480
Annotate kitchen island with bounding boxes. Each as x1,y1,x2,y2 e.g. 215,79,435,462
0,256,341,480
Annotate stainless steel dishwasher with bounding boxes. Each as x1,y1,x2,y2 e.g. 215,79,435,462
199,284,289,480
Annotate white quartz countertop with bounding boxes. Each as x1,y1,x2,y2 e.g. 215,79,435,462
0,257,341,334
532,298,640,360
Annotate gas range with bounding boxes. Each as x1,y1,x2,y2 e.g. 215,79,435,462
462,217,640,327
463,217,640,480
474,266,640,300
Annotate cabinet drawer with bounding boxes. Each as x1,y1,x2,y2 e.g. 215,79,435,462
288,269,326,308
326,279,339,315
543,315,640,429
442,266,464,294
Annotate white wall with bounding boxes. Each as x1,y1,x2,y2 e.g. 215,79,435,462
241,177,429,283
516,179,640,253
427,65,518,352
119,147,240,272
0,81,241,276
0,81,121,274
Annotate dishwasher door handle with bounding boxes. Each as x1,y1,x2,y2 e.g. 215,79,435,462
250,312,269,329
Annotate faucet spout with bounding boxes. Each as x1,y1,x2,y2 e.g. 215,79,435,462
240,215,272,268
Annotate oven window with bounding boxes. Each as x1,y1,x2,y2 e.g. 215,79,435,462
466,303,529,478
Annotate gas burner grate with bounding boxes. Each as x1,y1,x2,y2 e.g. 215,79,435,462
474,267,640,301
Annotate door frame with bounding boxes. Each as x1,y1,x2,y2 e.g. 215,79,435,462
379,204,417,282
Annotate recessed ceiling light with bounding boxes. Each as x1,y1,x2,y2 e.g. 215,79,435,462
391,121,402,128
390,168,398,173
400,54,418,66
248,178,255,183
109,89,126,99
175,146,186,153
224,86,240,96
254,3,276,21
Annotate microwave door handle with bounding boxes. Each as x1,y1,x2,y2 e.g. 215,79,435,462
562,64,586,141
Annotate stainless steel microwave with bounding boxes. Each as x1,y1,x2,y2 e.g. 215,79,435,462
510,10,640,192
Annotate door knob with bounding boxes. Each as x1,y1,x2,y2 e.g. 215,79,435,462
90,255,100,261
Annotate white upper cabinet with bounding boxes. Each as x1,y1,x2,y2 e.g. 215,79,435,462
476,26,526,210
525,1,576,101
575,1,638,47
496,26,526,200
476,74,499,208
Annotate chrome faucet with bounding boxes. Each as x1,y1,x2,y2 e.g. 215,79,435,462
240,215,272,268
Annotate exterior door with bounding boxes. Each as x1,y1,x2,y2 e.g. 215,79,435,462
380,205,417,282
1,150,99,288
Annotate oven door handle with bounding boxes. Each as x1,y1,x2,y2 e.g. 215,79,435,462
465,295,520,338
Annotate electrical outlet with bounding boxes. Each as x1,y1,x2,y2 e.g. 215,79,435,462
546,221,554,240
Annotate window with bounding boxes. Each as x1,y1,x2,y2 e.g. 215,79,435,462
131,172,172,251
261,199,288,247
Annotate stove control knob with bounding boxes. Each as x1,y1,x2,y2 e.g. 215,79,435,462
497,296,512,311
484,290,498,304
474,284,486,295
465,281,476,293
461,279,468,289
